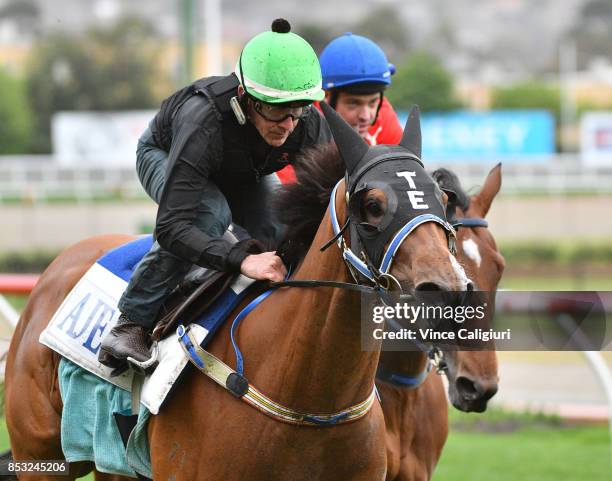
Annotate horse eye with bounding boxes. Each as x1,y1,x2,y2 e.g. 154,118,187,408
365,200,384,217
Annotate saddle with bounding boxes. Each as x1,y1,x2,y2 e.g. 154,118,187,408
150,233,298,341
149,225,258,342
151,267,236,342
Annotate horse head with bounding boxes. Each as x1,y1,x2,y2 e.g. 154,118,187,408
434,164,505,412
321,102,472,296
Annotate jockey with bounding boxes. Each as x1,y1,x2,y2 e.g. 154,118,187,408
98,19,330,372
275,33,402,185
319,32,402,146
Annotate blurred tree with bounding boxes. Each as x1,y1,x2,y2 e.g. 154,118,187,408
386,51,462,111
0,69,33,154
0,0,39,20
566,0,612,68
27,17,167,153
295,23,339,55
350,5,410,63
491,81,561,121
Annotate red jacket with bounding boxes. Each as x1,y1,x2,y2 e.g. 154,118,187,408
276,97,403,184
363,96,403,146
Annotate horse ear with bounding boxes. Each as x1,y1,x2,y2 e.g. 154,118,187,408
320,101,369,174
471,163,502,218
400,105,422,158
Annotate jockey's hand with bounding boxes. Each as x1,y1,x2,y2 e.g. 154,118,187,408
240,252,287,282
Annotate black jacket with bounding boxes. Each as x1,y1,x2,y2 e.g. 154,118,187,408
148,74,332,272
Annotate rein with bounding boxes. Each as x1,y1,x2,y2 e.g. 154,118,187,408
178,178,463,421
177,178,439,426
453,218,488,229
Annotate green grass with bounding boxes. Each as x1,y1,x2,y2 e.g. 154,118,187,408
0,418,9,451
433,427,612,481
434,408,612,480
499,240,612,265
447,405,563,429
3,294,27,311
434,424,611,481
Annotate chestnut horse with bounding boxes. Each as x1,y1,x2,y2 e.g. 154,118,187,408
5,105,471,480
380,164,505,481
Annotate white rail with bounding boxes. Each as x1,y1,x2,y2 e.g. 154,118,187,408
1,155,612,201
556,314,612,464
0,295,19,327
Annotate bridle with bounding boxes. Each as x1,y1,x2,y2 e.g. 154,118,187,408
325,179,456,290
378,212,490,387
177,168,457,425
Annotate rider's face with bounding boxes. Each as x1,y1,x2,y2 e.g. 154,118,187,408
247,98,299,147
327,91,381,138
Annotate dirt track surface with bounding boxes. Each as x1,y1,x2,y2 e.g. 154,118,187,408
491,355,612,422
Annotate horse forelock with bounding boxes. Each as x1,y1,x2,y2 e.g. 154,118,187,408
275,143,344,265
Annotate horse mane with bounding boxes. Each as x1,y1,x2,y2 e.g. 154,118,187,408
431,167,470,212
275,143,344,266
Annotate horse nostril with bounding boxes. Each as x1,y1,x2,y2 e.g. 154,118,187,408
456,376,498,401
415,282,445,292
456,376,480,400
466,281,474,292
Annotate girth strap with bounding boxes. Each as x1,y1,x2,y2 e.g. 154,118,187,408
177,325,377,426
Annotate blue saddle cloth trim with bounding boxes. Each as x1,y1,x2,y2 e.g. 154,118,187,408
192,283,258,343
97,236,154,282
95,235,258,339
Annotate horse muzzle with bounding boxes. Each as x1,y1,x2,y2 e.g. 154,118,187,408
450,374,499,413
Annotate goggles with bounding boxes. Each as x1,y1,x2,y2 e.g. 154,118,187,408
252,100,312,123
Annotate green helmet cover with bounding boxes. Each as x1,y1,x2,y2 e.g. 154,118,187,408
237,29,325,104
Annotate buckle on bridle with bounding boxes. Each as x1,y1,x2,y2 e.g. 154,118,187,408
377,272,402,292
448,234,457,256
428,347,448,374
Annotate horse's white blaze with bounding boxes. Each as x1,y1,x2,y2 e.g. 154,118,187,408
449,252,471,288
462,238,482,268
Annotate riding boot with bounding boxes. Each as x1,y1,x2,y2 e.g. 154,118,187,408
98,314,154,373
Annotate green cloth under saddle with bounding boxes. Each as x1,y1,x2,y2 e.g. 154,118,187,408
58,358,152,478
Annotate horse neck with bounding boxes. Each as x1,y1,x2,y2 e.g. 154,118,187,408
263,200,380,411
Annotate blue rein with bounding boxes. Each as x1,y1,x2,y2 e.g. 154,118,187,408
230,287,276,375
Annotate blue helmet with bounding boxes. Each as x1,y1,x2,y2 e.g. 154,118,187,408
319,33,395,90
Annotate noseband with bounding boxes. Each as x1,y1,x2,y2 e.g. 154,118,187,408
379,213,490,387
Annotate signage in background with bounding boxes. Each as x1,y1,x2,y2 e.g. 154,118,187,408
52,111,156,167
397,110,556,162
580,112,612,167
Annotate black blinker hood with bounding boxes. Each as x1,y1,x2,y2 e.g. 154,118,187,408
320,102,449,272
